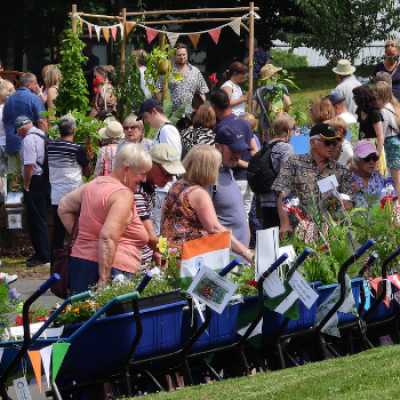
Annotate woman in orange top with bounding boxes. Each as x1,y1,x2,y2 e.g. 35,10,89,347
59,143,152,294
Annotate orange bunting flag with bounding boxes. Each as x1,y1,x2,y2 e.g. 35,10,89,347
103,28,110,43
28,350,42,392
87,23,92,39
125,22,136,36
209,28,221,45
188,33,201,49
111,26,117,41
146,28,159,44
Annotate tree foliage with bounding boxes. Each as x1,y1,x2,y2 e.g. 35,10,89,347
278,0,400,63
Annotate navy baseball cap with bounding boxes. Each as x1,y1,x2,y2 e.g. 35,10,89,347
14,116,32,129
310,123,340,139
214,125,250,152
136,98,160,121
326,90,345,105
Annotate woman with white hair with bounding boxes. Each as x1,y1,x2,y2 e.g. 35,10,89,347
116,114,152,152
351,141,385,208
58,143,152,294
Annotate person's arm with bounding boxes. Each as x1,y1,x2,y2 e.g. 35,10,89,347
189,188,254,265
249,137,258,157
98,190,135,282
277,192,293,239
58,185,85,233
141,219,164,266
82,165,92,176
37,118,48,133
283,94,292,111
46,87,58,119
222,85,248,107
89,92,100,117
251,99,259,118
373,120,384,154
23,165,34,191
76,145,92,177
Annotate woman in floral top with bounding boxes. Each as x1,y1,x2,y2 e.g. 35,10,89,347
351,141,385,208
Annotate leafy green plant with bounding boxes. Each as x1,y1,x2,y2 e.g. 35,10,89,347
231,266,258,297
0,282,24,342
56,301,98,327
55,19,90,115
271,49,308,68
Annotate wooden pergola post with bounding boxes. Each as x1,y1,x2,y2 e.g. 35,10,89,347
72,4,77,34
248,2,254,113
121,8,127,72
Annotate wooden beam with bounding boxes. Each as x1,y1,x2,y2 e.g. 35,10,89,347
121,8,126,72
135,17,251,26
69,12,122,20
124,7,259,17
72,4,77,34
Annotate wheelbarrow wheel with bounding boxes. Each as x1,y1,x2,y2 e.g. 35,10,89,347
56,365,105,400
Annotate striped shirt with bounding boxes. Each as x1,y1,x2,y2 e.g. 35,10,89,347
48,140,89,205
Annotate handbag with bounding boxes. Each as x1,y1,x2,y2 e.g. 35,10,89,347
50,207,80,299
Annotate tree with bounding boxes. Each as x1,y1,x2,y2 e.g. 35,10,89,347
278,0,400,63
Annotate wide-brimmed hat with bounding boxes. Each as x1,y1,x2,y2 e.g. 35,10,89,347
332,59,356,75
149,143,186,175
99,121,124,139
214,125,250,152
353,141,379,158
310,123,340,140
259,64,282,80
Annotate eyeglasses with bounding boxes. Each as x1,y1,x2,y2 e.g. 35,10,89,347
157,163,173,177
317,139,341,147
362,154,379,162
385,43,396,48
124,125,139,130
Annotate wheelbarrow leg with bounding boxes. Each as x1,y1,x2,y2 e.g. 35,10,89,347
139,369,166,392
200,359,222,381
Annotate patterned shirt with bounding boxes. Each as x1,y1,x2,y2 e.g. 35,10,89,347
351,170,385,208
271,151,354,226
135,182,156,265
156,62,209,117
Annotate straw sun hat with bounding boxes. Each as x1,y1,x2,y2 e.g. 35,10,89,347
99,121,124,139
332,59,356,75
259,64,282,80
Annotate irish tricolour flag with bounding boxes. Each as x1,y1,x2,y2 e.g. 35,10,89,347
180,231,231,291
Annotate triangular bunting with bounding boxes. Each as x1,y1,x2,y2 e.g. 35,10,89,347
52,343,70,383
28,351,42,392
111,26,117,41
166,32,180,48
125,22,136,37
119,23,124,39
40,345,52,389
103,28,110,43
87,23,92,39
209,28,221,45
229,18,241,36
146,28,159,44
95,26,101,42
188,34,201,49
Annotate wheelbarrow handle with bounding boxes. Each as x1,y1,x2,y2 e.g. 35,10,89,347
356,239,375,256
39,273,60,294
270,253,289,272
367,251,379,266
70,290,93,303
219,258,240,277
137,271,153,294
116,292,139,302
295,247,312,266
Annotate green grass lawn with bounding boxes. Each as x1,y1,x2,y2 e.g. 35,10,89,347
136,345,400,400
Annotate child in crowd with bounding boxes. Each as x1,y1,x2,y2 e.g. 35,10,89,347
328,116,354,171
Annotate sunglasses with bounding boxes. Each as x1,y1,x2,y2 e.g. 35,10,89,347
385,43,396,48
157,163,173,177
318,139,341,147
363,154,379,162
124,125,140,130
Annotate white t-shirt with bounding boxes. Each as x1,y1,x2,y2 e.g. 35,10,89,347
139,65,152,99
0,105,6,146
221,80,245,116
151,122,182,193
381,103,399,138
338,139,353,169
337,111,357,125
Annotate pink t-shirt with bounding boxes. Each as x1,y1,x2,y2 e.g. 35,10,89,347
71,177,148,273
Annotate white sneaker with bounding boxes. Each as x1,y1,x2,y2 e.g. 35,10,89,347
0,272,18,284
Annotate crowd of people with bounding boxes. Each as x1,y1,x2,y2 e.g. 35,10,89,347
0,38,399,293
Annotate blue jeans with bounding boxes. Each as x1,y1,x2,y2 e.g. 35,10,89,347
110,268,133,280
69,256,99,295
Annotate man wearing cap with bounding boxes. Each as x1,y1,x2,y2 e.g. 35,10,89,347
207,125,252,258
48,114,91,270
135,143,186,266
2,73,48,173
210,90,258,230
15,116,51,267
272,123,354,239
137,98,182,235
330,59,361,118
326,90,357,125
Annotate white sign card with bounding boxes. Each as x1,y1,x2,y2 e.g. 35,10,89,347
13,377,33,400
263,270,286,297
278,245,296,265
317,175,339,193
9,322,44,338
187,265,237,314
289,271,319,309
256,227,279,279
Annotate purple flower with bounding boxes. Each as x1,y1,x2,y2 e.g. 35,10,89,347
9,288,21,302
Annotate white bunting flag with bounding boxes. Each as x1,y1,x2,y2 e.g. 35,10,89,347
229,18,241,36
166,32,180,48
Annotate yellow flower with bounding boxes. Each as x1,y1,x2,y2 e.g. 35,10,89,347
157,236,168,254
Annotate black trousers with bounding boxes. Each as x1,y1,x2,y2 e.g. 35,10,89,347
261,206,280,229
24,175,51,262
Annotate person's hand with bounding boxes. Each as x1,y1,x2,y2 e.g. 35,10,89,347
279,223,293,239
244,250,255,267
152,250,167,267
240,94,248,102
34,85,44,95
353,182,361,193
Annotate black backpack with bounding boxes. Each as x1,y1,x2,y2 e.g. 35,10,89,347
247,140,284,195
30,131,53,177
